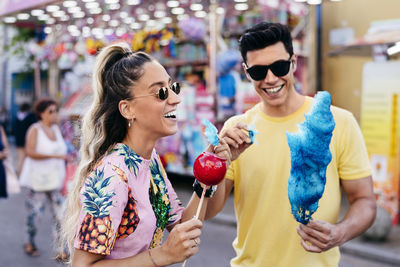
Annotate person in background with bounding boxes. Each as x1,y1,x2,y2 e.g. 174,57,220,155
0,106,9,134
0,125,9,199
61,42,233,266
204,22,376,267
14,102,37,174
19,98,67,258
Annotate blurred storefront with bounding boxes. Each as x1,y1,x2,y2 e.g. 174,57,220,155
0,0,315,174
2,0,398,224
322,0,400,224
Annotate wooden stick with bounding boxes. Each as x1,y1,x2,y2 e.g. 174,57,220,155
182,187,206,267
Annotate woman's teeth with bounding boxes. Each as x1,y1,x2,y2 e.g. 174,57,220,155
265,85,283,94
164,111,176,118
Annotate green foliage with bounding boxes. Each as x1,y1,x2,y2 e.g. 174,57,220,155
4,27,35,72
5,27,35,56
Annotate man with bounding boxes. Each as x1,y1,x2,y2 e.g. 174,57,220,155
14,102,37,174
204,22,376,266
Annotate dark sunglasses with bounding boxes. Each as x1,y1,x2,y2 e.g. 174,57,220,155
130,82,180,101
246,58,292,81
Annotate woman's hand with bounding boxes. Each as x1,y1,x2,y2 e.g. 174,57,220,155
160,219,203,264
219,122,252,161
206,138,232,167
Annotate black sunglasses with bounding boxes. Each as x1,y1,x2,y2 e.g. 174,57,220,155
130,82,180,101
246,58,292,81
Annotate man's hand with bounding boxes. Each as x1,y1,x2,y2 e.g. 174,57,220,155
297,220,345,253
219,122,252,161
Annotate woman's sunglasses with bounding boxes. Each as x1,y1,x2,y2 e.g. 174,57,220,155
130,82,180,101
48,108,58,114
246,58,292,81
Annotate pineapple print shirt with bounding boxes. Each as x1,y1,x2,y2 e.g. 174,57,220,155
74,143,184,259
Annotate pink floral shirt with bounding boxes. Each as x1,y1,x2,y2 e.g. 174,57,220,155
74,143,184,259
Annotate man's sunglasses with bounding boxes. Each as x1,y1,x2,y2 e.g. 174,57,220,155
130,82,180,101
246,58,292,81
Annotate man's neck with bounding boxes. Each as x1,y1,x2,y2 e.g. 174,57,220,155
261,93,306,118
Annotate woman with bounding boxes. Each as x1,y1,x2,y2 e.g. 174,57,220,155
19,98,67,257
0,124,9,199
62,43,232,266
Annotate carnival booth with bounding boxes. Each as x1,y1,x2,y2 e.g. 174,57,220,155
1,0,314,178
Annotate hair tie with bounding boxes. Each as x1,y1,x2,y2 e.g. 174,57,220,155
104,51,133,76
123,51,133,57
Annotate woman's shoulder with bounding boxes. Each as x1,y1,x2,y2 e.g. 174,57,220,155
102,143,145,176
26,122,40,134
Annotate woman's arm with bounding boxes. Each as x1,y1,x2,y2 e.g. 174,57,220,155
0,126,8,160
177,138,233,223
73,219,203,267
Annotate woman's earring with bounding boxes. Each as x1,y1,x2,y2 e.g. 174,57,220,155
128,118,133,128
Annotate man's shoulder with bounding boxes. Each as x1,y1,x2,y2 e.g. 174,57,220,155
330,105,356,125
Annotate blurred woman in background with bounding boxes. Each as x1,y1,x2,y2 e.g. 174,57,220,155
19,98,67,257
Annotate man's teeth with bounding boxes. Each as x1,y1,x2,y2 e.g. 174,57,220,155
164,111,176,118
265,85,283,93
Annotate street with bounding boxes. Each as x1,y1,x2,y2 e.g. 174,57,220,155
0,179,396,267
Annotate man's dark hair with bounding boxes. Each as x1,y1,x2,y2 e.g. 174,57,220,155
19,102,31,112
239,22,293,64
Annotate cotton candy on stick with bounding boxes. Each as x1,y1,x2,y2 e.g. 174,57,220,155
286,91,335,224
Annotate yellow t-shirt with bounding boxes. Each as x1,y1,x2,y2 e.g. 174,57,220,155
223,97,371,267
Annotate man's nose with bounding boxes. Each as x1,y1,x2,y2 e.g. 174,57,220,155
263,69,279,83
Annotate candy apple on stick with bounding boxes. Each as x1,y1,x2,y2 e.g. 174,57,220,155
182,119,227,267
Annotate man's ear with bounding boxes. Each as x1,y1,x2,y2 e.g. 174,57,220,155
291,54,298,73
242,62,252,81
118,100,135,121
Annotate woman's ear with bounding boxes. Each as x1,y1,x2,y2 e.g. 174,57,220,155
118,100,135,121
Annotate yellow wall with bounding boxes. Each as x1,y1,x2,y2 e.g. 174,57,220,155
321,0,400,121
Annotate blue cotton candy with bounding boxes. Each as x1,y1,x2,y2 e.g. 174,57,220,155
248,124,258,145
286,91,335,224
202,119,220,146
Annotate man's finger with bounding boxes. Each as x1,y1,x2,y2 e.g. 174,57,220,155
299,224,330,244
307,220,331,234
301,239,322,253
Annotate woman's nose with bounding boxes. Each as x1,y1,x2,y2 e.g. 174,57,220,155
168,88,181,105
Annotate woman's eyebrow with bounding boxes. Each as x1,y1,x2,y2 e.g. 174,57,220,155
148,78,172,88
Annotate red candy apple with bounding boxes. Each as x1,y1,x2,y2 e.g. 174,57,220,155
193,152,227,186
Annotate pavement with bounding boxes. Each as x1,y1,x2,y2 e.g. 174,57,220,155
1,139,400,266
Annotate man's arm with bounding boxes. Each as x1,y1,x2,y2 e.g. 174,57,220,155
297,176,376,253
337,175,376,242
